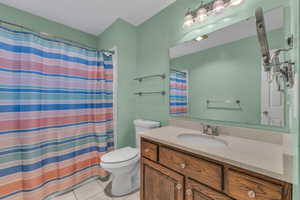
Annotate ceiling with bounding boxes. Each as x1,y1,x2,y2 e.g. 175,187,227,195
170,7,284,59
0,0,175,35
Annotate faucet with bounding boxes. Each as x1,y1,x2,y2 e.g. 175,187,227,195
201,123,219,136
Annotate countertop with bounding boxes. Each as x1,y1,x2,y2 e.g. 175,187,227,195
138,126,293,183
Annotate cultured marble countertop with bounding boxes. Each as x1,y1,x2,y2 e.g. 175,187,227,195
138,126,293,183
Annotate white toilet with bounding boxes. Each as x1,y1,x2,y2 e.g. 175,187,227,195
100,119,160,197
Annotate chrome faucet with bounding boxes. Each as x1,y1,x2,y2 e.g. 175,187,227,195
201,123,219,136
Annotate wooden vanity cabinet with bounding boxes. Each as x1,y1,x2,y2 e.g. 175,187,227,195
140,138,292,200
141,158,184,200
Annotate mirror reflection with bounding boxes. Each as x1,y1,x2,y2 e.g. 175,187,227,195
169,7,289,127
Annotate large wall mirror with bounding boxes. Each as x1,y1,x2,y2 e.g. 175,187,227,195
169,6,290,128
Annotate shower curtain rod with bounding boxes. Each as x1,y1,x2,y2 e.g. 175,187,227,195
0,19,114,54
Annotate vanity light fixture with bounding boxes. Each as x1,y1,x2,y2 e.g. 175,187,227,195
183,0,245,28
194,35,208,41
183,10,194,27
196,7,208,22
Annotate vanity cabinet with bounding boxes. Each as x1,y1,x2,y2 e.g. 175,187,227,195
140,138,292,200
141,158,184,200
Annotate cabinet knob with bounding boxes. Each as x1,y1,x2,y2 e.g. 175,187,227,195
180,163,186,169
144,148,150,153
248,190,256,198
176,183,182,190
186,189,192,196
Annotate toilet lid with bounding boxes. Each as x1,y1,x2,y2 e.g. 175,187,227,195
101,147,139,163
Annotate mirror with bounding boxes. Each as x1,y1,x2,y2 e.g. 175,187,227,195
169,7,289,128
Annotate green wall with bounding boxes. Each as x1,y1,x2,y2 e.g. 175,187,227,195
0,3,97,47
97,19,137,148
170,29,284,125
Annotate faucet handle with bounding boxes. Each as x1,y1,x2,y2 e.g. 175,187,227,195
200,123,219,136
211,126,219,136
200,123,205,133
203,124,219,136
206,125,213,135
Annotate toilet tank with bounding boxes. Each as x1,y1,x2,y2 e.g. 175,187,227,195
134,119,160,148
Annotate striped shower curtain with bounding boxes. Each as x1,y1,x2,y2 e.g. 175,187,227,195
0,26,114,200
169,70,188,116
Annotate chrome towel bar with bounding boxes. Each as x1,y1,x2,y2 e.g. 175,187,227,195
134,74,166,82
134,91,166,96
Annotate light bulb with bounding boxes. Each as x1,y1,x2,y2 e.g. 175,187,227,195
213,0,225,13
196,7,208,22
230,0,244,6
183,12,194,27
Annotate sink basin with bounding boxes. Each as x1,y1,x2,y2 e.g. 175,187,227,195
177,133,228,148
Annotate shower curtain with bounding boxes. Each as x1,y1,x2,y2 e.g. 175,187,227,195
169,70,188,116
0,26,114,200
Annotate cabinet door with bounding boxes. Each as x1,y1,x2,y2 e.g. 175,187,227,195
141,158,184,200
186,178,233,200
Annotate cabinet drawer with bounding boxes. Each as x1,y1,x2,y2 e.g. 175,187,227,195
159,146,223,190
186,178,233,200
141,141,158,161
227,169,283,200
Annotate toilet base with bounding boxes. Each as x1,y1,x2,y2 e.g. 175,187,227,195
99,173,111,182
104,181,139,198
101,161,140,197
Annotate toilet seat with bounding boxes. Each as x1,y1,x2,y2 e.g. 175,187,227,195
101,147,140,168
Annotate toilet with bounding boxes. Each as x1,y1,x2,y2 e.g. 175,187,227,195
100,119,160,197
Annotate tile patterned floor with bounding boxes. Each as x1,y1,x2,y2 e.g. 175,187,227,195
52,179,139,200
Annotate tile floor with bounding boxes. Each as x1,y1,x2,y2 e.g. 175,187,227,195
52,179,139,200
